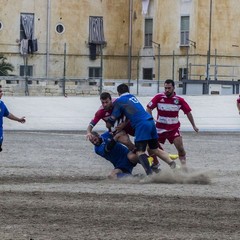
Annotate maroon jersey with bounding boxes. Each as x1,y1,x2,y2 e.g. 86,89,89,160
147,92,191,133
89,99,134,136
89,105,112,128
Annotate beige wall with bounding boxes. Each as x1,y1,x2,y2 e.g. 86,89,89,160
1,0,240,95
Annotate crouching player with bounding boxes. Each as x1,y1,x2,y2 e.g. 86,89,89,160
89,131,140,179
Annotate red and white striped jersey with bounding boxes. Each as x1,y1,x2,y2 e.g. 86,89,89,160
147,92,192,133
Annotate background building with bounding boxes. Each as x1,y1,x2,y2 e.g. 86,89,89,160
0,0,240,95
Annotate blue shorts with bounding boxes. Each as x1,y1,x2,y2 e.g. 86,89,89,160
134,119,158,142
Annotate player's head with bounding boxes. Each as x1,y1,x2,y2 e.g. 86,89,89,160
117,84,129,96
90,131,102,146
164,79,175,97
100,92,112,110
0,85,2,99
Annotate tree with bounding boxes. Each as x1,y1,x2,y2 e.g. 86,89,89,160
0,55,14,76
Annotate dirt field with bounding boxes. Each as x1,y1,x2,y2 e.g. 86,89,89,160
0,131,239,240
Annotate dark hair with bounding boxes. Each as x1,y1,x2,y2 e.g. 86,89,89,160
91,131,100,137
0,85,2,88
100,92,111,100
117,84,129,95
164,79,175,87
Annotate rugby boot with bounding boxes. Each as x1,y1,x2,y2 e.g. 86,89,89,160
139,154,153,175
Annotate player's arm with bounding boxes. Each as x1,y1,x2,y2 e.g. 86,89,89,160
86,124,94,140
105,139,117,152
86,111,101,140
104,133,118,152
106,100,122,129
106,116,116,129
7,113,26,123
115,118,129,132
236,100,240,114
186,112,199,132
146,106,153,116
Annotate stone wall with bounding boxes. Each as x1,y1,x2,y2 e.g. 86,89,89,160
0,78,99,96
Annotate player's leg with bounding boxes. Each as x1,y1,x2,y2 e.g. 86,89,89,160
172,135,187,170
148,142,177,170
135,140,153,175
157,132,179,160
0,137,3,152
127,151,138,164
108,168,131,179
114,130,135,151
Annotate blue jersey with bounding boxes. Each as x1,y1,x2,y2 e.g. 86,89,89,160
112,93,152,128
0,100,10,143
94,131,136,173
111,93,158,142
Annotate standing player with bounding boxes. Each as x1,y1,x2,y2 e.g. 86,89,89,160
146,79,199,170
0,85,26,152
236,95,240,115
106,84,177,175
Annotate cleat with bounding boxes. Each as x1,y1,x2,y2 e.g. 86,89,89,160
169,154,179,160
151,163,161,173
169,161,181,170
169,161,176,169
139,154,153,175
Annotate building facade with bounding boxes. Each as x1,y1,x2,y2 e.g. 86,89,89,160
0,0,240,95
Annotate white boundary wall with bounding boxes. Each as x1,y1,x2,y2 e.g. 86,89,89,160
2,95,240,132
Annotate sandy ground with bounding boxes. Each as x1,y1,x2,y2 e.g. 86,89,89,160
0,131,240,240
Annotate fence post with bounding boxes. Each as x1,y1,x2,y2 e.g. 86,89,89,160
63,43,66,96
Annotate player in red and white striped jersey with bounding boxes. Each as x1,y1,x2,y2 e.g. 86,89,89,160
146,79,199,170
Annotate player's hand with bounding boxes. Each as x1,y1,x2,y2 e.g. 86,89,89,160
193,126,199,132
19,117,26,123
86,133,93,141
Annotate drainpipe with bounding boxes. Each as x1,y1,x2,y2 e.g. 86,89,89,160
46,0,51,78
127,0,133,88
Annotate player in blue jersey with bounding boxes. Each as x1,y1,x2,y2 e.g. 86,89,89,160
89,131,138,179
0,85,26,152
106,83,177,175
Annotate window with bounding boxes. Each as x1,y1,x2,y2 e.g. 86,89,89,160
20,65,33,76
20,13,34,40
144,19,153,47
180,16,189,46
89,67,101,79
20,65,33,84
143,68,153,80
89,16,105,44
179,68,188,81
56,23,65,34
